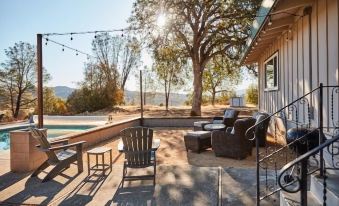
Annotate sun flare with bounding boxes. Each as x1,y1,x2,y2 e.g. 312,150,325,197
156,14,166,28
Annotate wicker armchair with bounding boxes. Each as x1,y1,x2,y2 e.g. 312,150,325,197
211,118,256,159
212,109,239,127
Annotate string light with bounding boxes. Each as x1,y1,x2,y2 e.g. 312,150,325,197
42,28,130,37
121,29,124,37
42,37,96,59
45,38,48,46
268,16,273,26
70,33,73,40
94,31,97,39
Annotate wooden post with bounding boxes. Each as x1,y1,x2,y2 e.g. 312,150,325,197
140,70,143,125
37,34,43,128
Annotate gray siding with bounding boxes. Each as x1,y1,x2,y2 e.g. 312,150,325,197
258,0,339,130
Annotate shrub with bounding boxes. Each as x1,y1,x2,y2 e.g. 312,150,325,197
245,84,258,105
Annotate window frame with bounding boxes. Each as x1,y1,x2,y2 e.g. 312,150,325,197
264,51,279,91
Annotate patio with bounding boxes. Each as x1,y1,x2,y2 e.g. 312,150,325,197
0,128,279,205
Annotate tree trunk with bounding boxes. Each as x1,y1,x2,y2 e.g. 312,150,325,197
190,61,203,116
14,92,22,118
165,81,169,111
212,89,216,106
165,95,169,111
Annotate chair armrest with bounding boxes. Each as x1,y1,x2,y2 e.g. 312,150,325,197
50,139,69,145
225,127,233,133
49,141,86,151
35,139,69,148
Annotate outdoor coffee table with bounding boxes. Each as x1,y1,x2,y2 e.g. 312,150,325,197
87,147,112,176
204,123,226,131
118,139,161,152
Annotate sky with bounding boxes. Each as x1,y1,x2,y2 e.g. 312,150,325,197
0,0,255,93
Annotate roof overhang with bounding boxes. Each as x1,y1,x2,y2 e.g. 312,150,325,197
241,0,314,65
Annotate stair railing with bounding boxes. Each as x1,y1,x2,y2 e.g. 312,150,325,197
245,83,339,206
278,133,339,206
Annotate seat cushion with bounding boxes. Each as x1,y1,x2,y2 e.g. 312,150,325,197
212,119,224,124
193,121,210,127
186,131,211,138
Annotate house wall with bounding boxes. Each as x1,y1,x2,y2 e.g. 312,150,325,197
258,0,339,131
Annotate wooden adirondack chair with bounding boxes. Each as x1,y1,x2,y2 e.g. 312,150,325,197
30,128,86,182
120,127,156,187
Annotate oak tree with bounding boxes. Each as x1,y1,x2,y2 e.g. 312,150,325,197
0,42,50,118
129,0,260,115
203,55,241,105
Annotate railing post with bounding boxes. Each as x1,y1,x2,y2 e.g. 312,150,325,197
140,70,143,126
300,159,308,206
319,83,324,177
256,134,260,206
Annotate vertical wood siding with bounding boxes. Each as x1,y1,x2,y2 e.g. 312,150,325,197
258,0,339,128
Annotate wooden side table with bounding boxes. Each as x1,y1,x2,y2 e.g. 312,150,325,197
87,147,112,175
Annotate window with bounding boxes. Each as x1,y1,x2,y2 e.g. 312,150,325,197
264,52,278,91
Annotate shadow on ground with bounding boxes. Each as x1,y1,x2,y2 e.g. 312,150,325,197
105,165,218,206
222,167,279,206
0,163,85,205
0,172,30,192
57,171,111,205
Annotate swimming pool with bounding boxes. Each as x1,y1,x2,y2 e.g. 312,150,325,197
0,125,95,150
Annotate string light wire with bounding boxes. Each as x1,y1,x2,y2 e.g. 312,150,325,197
42,37,96,59
41,11,302,37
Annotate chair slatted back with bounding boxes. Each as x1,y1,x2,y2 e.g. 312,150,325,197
121,127,153,167
30,128,59,164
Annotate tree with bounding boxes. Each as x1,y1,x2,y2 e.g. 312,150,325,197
120,37,141,92
129,0,261,115
245,83,258,105
153,43,187,111
0,42,50,118
43,87,68,115
246,65,258,77
203,55,241,105
78,33,139,111
142,68,157,105
91,33,122,106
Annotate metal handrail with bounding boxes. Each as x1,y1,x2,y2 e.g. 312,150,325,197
253,84,339,206
278,133,339,189
259,128,320,162
245,86,320,140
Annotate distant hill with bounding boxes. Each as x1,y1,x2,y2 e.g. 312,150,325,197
52,86,188,105
124,90,188,106
52,86,75,100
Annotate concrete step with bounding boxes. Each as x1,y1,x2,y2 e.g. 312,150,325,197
280,191,321,206
310,173,339,206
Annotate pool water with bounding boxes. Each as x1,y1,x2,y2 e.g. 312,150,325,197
0,125,95,150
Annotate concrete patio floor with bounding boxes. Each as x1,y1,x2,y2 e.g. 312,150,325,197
0,128,279,205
